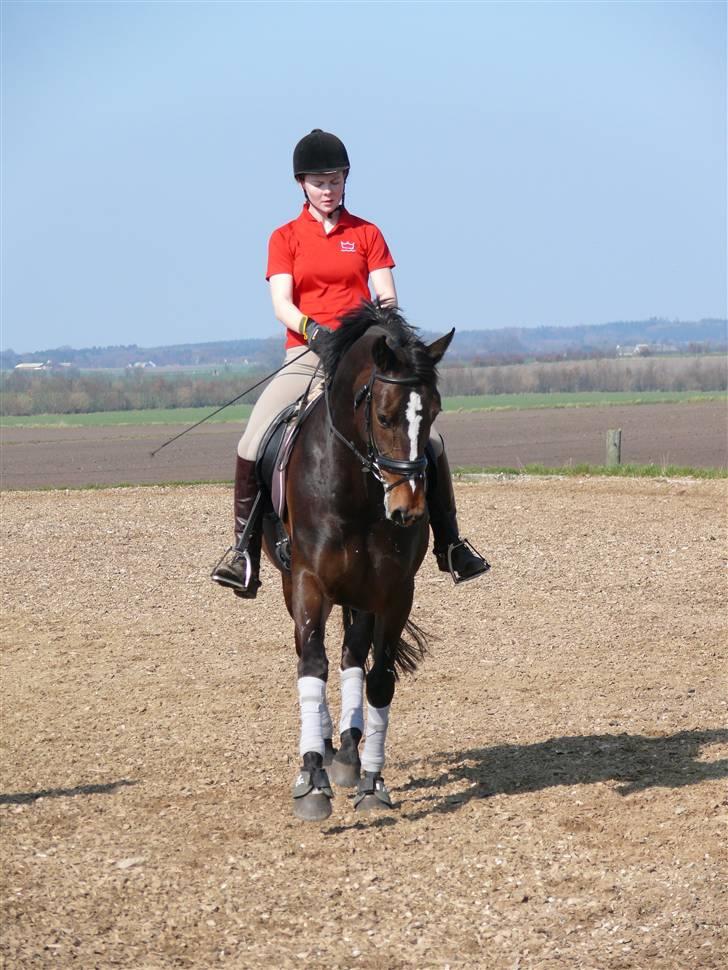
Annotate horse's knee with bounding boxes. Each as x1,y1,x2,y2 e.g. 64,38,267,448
341,644,368,669
366,667,395,709
297,645,328,681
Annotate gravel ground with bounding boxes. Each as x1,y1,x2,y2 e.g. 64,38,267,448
1,477,727,969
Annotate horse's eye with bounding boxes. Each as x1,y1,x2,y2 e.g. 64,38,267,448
377,412,390,427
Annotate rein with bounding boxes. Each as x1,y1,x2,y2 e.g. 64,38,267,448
324,367,428,493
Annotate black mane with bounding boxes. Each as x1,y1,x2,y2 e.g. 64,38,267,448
317,300,438,385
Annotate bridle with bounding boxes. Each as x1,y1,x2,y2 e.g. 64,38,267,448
324,367,428,493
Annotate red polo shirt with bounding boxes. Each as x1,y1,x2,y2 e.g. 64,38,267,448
266,204,395,350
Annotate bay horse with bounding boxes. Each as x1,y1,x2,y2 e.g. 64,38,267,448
263,301,454,821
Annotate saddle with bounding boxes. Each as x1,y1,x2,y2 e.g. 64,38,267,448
255,388,323,572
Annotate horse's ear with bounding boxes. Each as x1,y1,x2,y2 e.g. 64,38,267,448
372,335,399,372
426,328,455,364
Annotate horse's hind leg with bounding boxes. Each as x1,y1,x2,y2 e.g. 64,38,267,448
329,610,374,788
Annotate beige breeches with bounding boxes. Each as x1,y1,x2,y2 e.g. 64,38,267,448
237,345,445,462
238,348,322,461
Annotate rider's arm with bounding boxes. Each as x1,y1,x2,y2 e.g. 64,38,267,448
269,274,307,335
370,267,398,307
269,273,327,349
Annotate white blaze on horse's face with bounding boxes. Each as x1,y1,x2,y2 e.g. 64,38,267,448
381,387,428,525
405,392,423,493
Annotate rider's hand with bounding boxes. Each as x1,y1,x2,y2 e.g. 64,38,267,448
304,318,331,351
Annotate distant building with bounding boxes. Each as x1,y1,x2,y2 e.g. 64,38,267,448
126,360,157,369
13,360,76,372
616,343,678,357
14,361,50,371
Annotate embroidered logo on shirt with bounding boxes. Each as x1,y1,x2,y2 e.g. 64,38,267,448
340,241,356,253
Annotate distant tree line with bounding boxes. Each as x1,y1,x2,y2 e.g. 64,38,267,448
437,354,727,397
1,354,725,416
455,343,725,368
0,369,271,416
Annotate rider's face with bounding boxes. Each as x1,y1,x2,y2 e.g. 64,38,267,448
300,171,345,216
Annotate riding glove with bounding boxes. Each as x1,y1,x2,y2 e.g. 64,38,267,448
303,318,331,350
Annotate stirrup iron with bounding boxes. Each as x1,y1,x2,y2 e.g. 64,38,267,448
210,491,263,584
446,537,490,585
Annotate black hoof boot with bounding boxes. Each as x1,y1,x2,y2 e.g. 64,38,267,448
353,771,393,813
292,753,333,822
329,728,362,788
323,738,337,767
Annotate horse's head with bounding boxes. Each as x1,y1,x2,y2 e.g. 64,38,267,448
364,327,453,525
321,301,454,528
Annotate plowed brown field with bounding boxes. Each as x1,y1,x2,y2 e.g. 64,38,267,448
1,401,726,490
1,477,727,969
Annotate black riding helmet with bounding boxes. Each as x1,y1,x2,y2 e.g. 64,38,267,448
293,129,350,177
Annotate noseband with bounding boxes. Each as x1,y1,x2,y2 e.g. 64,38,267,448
325,368,428,492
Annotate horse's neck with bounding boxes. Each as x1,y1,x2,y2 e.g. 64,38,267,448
328,373,367,460
307,383,374,515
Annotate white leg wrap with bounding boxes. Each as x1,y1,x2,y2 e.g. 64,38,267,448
321,696,333,741
339,667,365,735
361,703,391,773
298,676,326,757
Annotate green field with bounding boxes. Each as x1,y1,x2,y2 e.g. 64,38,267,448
1,390,724,429
455,462,728,480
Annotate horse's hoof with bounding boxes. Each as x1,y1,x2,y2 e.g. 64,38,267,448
354,793,391,814
328,756,361,788
293,790,333,822
323,739,337,767
354,772,393,813
292,768,333,822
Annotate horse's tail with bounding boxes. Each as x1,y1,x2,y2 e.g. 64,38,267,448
391,618,429,678
341,608,429,678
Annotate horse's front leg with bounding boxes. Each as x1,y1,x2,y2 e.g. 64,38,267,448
281,565,336,765
329,610,374,788
291,569,334,822
354,586,414,813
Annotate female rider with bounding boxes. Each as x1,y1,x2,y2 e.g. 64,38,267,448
212,129,489,597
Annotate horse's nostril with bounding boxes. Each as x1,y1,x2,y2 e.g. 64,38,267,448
391,507,416,527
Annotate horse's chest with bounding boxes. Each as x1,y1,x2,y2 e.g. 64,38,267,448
324,526,425,594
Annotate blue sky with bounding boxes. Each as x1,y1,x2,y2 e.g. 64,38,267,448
2,0,726,353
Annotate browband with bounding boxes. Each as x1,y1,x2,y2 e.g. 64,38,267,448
373,371,423,386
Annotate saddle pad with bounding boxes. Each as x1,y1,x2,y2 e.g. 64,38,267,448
256,385,324,520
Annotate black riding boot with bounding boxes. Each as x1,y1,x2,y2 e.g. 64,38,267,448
427,445,490,584
211,456,262,598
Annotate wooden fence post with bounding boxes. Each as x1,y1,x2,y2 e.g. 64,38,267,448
606,429,622,467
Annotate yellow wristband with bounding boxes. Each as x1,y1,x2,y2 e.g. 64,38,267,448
300,315,309,339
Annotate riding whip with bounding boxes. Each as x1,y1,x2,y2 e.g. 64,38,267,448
149,349,311,457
